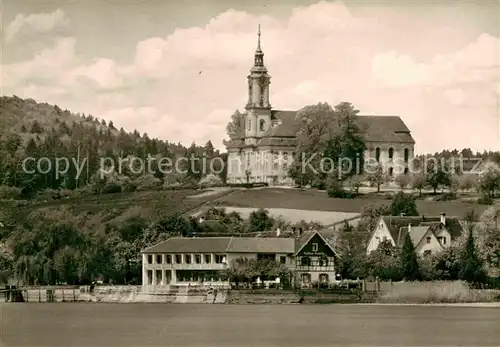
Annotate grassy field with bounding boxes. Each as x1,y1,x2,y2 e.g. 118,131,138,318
215,188,490,217
0,189,232,222
0,187,491,223
379,281,500,304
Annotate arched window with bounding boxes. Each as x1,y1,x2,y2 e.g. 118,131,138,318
388,147,394,160
248,120,251,131
375,147,381,162
259,119,266,131
404,148,409,163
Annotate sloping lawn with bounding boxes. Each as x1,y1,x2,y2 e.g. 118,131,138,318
216,188,489,217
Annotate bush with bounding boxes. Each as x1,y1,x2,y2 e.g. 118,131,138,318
198,174,223,188
327,180,356,199
435,192,457,201
478,195,494,205
102,182,122,194
133,174,162,191
0,185,22,200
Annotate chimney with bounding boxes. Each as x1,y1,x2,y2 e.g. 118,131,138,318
440,213,446,225
276,228,281,237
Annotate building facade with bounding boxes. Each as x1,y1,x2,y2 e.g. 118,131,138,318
141,231,338,287
224,27,416,185
366,214,464,256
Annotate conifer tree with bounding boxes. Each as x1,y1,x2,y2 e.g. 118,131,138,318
459,229,487,284
400,233,421,280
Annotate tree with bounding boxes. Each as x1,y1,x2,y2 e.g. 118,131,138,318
395,174,411,191
477,163,500,198
390,192,418,216
459,229,487,284
426,161,451,193
345,175,364,194
336,222,368,279
248,208,274,232
358,203,390,232
366,239,401,281
399,233,421,280
226,110,244,139
459,173,476,192
367,164,385,192
411,172,426,197
477,206,500,276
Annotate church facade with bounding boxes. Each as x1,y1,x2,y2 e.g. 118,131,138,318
224,28,415,186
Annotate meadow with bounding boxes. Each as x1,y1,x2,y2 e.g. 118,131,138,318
0,187,490,224
215,188,490,217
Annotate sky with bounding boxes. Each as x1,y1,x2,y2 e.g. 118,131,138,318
2,0,499,154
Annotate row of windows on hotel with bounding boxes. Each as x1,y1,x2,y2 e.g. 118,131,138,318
146,254,226,265
146,254,330,267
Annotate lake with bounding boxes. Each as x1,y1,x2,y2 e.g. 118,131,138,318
1,303,499,346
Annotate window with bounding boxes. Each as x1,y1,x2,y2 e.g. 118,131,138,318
280,256,286,264
442,237,446,245
375,147,381,162
301,273,311,283
404,168,409,175
319,256,328,267
248,120,251,131
156,270,162,284
259,119,265,131
204,254,211,263
283,163,288,171
195,254,201,264
319,273,329,283
166,255,172,264
388,167,393,176
312,243,318,252
147,270,153,284
388,148,394,160
147,255,153,264
423,250,432,257
283,152,288,161
156,255,162,264
185,254,192,264
426,237,431,244
175,255,182,264
404,148,409,163
215,254,225,264
301,257,311,266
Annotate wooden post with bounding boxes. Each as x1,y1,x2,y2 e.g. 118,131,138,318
39,288,41,303
62,289,65,302
73,289,76,302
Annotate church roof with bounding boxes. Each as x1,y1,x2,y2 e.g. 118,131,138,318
224,111,415,150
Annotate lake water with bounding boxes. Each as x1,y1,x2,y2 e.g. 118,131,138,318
1,303,499,346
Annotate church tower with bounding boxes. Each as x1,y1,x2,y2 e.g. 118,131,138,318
244,25,272,145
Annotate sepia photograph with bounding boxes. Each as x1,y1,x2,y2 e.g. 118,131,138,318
1,0,500,346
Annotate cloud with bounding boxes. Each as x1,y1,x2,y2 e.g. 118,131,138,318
5,9,69,43
3,2,500,153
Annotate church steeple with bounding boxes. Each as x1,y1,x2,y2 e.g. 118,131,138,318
244,24,272,143
253,24,265,69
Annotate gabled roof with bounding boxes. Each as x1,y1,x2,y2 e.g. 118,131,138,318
378,215,464,247
294,230,339,258
356,115,415,144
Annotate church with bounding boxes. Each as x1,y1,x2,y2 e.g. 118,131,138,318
224,27,415,186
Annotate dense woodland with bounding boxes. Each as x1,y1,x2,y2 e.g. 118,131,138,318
1,96,500,286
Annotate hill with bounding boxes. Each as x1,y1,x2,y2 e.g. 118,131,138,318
0,95,223,197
